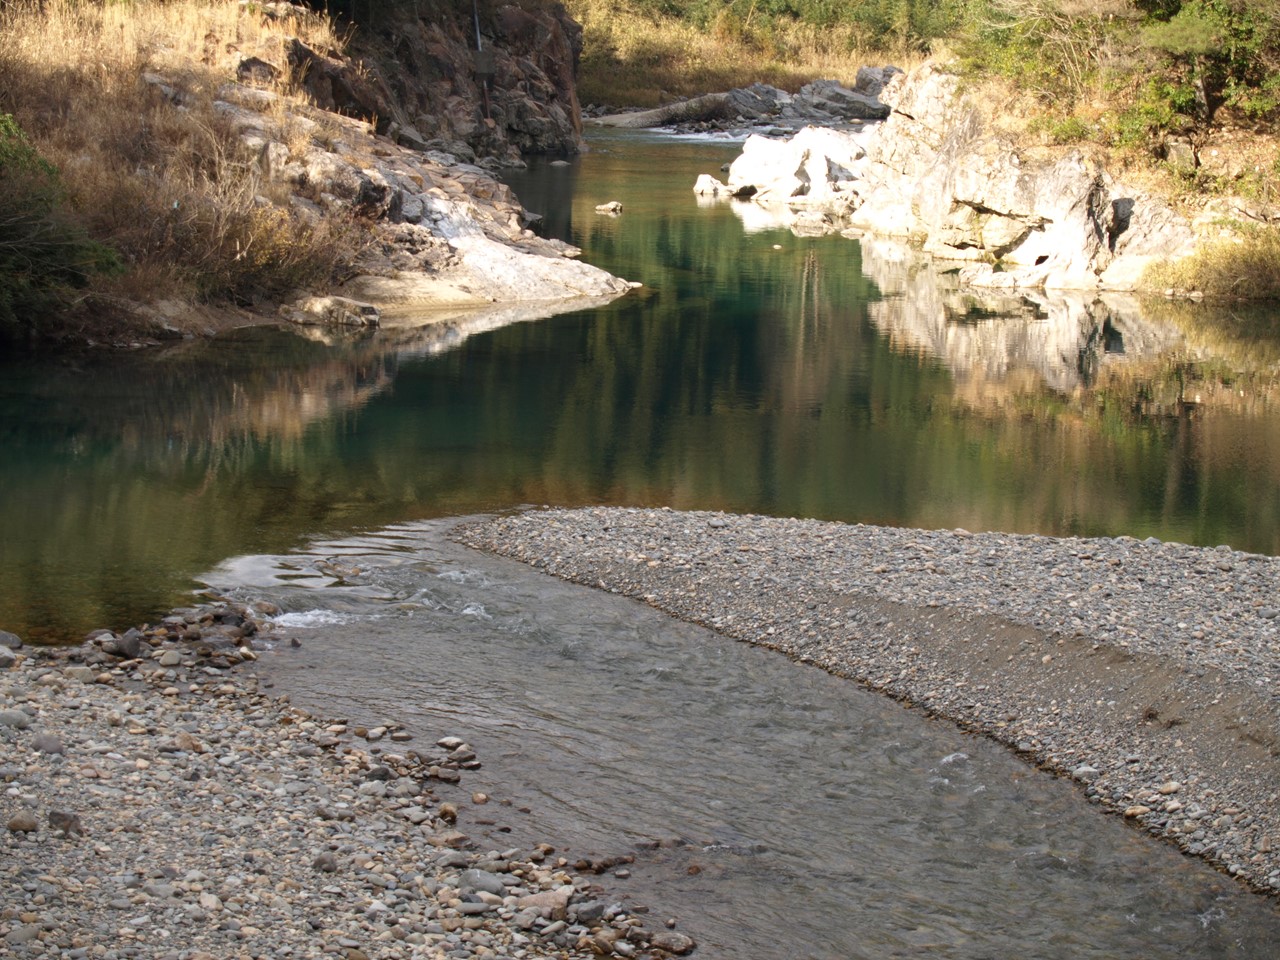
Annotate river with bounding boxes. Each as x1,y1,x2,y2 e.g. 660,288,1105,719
3,129,1280,955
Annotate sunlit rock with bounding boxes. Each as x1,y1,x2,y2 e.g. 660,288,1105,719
710,60,1202,293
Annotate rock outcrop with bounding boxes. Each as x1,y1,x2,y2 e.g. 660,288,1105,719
141,3,633,330
205,80,630,324
337,2,588,164
703,62,1203,292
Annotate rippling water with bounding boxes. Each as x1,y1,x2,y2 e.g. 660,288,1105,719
208,521,1280,958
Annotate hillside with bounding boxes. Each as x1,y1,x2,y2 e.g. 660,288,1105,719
0,0,617,346
565,0,1280,296
3,0,1278,347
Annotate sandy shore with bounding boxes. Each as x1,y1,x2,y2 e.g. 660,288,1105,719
456,507,1280,898
0,624,694,959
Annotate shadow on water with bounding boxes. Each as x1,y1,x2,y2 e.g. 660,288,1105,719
3,131,1280,643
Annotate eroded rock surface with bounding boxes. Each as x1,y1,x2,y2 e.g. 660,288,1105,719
708,62,1210,292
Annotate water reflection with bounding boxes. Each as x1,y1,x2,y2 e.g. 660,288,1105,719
858,237,1183,394
3,132,1280,643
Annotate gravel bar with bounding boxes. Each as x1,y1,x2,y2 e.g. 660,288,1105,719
1,622,695,959
456,506,1280,897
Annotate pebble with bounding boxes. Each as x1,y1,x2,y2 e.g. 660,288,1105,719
6,810,39,833
459,506,1280,898
0,639,655,959
0,708,32,729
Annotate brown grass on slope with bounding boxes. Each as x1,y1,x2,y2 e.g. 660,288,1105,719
0,0,355,332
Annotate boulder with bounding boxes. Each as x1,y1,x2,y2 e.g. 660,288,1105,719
794,78,891,121
853,65,904,100
725,126,867,209
726,83,790,119
709,60,1201,292
282,296,381,328
693,174,729,197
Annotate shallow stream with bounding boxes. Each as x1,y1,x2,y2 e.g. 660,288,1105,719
213,520,1280,958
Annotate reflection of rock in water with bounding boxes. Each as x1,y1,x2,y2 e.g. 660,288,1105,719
859,238,1184,396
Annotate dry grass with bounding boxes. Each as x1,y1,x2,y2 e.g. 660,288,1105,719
0,0,352,324
566,0,924,107
1144,226,1280,300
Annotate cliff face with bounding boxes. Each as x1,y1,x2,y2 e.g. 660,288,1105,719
702,62,1209,293
298,1,585,164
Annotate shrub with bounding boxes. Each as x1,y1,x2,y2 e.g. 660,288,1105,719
0,114,119,340
1030,113,1095,143
0,0,356,334
1145,225,1280,299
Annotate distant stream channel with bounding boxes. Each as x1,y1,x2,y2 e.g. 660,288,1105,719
3,130,1280,954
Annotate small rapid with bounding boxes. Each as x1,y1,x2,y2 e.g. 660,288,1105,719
203,519,1280,959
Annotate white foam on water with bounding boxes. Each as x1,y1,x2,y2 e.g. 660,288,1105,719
272,610,354,628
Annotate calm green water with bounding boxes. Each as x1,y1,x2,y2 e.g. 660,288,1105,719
3,131,1280,642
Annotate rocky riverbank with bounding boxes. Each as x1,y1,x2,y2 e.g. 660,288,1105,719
0,622,695,958
456,507,1280,898
691,61,1276,295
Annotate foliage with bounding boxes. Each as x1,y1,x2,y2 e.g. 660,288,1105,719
1144,225,1280,299
957,2,1280,128
567,0,956,106
679,0,964,47
0,114,119,340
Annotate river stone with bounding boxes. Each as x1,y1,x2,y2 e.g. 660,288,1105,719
0,708,32,729
573,900,607,924
7,810,39,832
0,647,15,669
63,665,97,683
115,628,143,659
32,732,64,754
516,885,573,920
649,931,697,954
49,810,84,835
0,629,21,649
458,869,507,896
5,924,40,945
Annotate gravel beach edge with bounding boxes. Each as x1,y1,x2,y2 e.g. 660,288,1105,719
1,626,695,959
454,506,1280,899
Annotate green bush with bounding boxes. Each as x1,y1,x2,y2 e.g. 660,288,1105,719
958,1,1280,129
0,114,119,340
1030,114,1094,144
